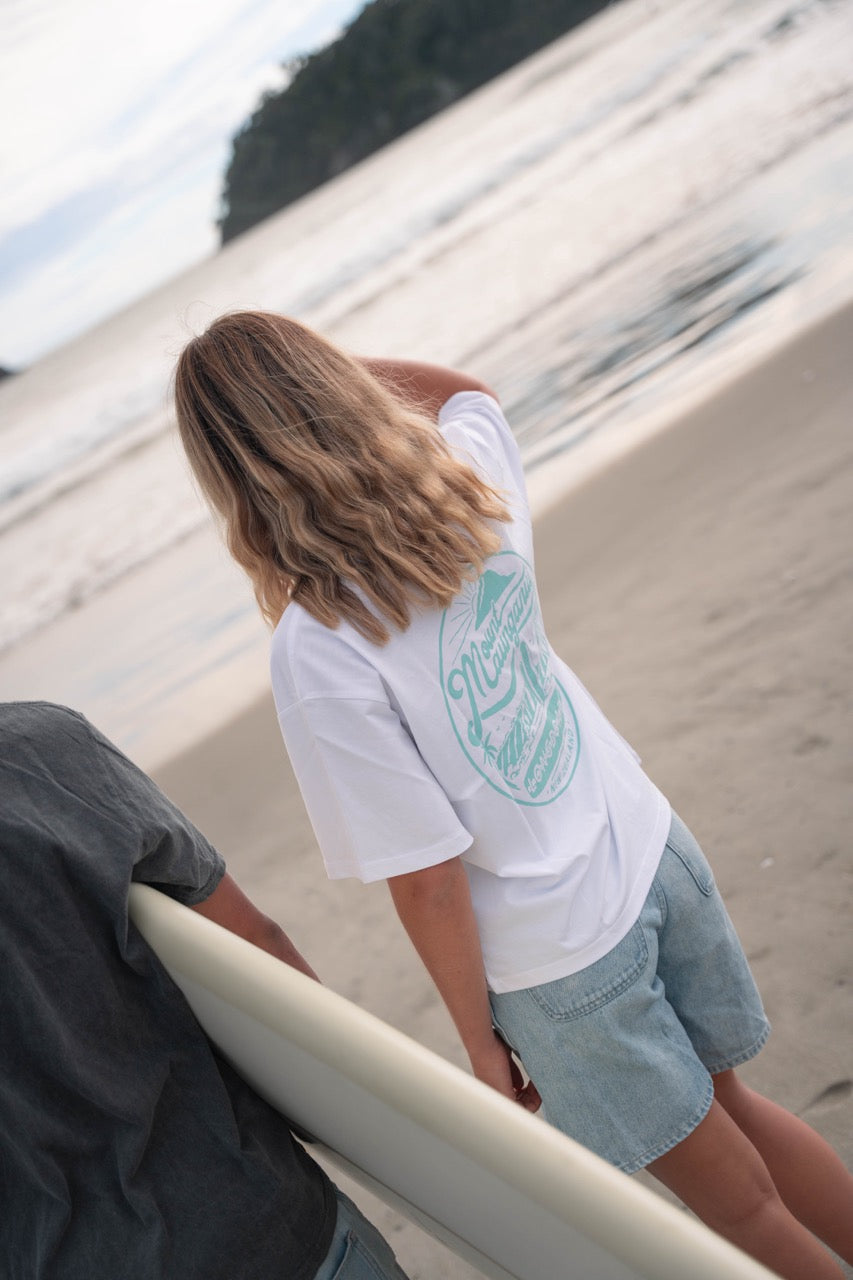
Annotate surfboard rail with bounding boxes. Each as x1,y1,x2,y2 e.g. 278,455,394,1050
129,883,777,1280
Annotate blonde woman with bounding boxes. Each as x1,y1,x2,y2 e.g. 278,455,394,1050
175,311,853,1280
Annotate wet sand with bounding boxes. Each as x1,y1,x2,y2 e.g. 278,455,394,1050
153,302,853,1277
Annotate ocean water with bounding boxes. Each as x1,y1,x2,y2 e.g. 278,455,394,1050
1,0,852,767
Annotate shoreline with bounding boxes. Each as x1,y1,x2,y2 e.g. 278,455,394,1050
0,296,850,782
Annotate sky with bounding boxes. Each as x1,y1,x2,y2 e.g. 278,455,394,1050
0,0,365,369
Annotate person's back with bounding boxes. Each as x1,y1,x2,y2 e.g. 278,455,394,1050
173,311,853,1280
0,701,336,1279
271,389,670,996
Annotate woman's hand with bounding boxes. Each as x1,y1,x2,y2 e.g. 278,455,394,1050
470,1030,542,1113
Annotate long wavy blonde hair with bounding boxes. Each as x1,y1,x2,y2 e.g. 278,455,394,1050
173,311,509,644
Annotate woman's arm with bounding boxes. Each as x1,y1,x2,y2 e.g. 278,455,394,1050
388,857,540,1111
191,872,320,982
359,357,498,416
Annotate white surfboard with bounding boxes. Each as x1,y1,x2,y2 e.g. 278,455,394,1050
128,884,775,1280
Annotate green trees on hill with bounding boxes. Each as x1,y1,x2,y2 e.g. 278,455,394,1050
218,0,612,243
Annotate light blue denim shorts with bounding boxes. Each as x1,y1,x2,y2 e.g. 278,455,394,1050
489,812,770,1174
313,1190,410,1280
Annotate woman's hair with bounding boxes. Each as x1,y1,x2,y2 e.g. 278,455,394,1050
173,311,509,644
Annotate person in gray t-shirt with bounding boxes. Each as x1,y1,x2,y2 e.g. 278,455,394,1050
1,701,409,1280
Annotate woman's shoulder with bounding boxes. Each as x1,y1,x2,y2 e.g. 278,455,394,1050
438,389,515,451
437,387,503,424
438,390,526,503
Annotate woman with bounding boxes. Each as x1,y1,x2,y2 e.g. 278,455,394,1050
174,310,853,1280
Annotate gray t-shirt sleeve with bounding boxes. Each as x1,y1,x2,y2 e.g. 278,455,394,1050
4,702,225,906
88,714,227,905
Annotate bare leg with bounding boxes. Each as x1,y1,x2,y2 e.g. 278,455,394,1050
713,1069,853,1264
647,1098,845,1280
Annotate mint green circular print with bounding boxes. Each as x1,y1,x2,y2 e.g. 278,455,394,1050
439,551,580,804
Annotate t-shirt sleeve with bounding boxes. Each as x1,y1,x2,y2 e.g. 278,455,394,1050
438,391,529,509
278,693,472,882
1,703,225,909
93,723,226,905
273,620,472,883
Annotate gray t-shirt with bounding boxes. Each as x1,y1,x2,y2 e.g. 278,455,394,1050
0,702,335,1279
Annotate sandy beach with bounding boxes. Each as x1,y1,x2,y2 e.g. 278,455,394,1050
151,302,853,1278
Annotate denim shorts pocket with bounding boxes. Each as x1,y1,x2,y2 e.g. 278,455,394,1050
526,916,649,1022
326,1232,387,1280
666,816,715,896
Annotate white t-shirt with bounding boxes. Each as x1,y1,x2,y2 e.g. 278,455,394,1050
271,392,670,993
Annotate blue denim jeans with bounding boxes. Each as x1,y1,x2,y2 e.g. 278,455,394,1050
490,812,770,1173
313,1190,411,1280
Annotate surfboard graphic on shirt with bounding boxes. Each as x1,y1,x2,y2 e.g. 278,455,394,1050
439,551,580,804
